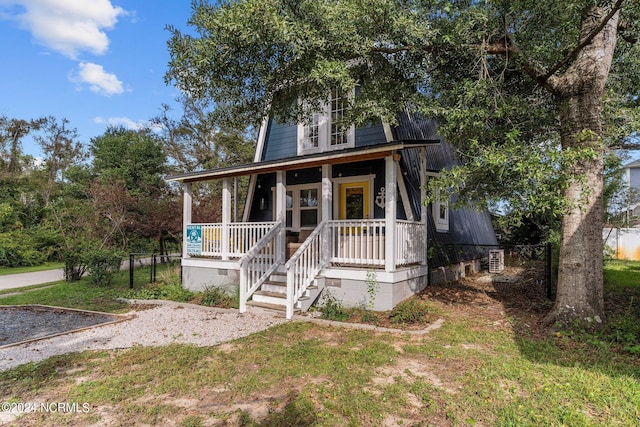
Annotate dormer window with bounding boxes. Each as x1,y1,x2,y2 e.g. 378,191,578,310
298,89,354,155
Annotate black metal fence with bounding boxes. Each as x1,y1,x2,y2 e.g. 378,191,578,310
428,243,554,299
128,253,182,289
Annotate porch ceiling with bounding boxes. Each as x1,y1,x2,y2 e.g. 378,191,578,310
165,140,438,183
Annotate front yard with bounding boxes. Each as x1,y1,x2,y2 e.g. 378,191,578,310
0,261,638,426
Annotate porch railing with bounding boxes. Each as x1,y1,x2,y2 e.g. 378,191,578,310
328,219,386,266
395,220,426,266
199,222,276,258
285,220,328,319
239,222,284,314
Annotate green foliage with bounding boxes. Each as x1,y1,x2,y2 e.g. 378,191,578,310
320,292,353,322
90,126,166,195
84,248,125,286
365,269,379,310
195,285,239,309
389,298,429,325
130,282,195,303
0,231,46,267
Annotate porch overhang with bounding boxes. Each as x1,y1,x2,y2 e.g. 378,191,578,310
165,140,438,183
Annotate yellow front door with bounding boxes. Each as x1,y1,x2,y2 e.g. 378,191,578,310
339,181,370,220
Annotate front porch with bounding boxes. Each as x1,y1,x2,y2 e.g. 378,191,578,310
171,143,432,319
182,218,427,317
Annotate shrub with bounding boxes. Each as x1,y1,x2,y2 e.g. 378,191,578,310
85,248,124,286
320,292,353,322
63,248,87,281
196,285,238,308
0,231,47,267
131,282,194,302
390,298,429,325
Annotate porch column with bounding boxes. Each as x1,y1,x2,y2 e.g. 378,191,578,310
276,170,286,261
420,148,428,266
385,154,397,272
183,182,192,259
222,177,231,260
322,164,332,262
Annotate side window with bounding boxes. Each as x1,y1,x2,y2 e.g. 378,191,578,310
434,187,449,232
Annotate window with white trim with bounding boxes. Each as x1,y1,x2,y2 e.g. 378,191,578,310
434,187,449,232
280,184,321,231
298,89,354,155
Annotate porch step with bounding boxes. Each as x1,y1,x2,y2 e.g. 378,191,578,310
252,288,286,306
246,300,297,316
260,280,287,293
254,290,287,299
270,271,287,282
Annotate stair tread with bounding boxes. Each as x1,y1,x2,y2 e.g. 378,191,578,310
262,280,287,287
254,290,287,298
246,301,288,311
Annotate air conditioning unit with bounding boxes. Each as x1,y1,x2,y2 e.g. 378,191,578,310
489,249,504,273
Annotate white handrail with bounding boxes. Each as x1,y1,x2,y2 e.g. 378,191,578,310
284,220,328,319
239,222,284,313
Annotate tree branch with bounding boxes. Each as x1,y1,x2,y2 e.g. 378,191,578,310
370,45,413,55
541,0,625,83
484,38,557,92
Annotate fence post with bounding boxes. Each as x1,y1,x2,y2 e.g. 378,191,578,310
545,242,552,299
153,254,157,283
129,253,134,289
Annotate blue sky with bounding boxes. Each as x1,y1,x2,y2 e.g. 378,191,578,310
0,0,193,158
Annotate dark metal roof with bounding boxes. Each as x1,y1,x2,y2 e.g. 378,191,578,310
166,140,438,183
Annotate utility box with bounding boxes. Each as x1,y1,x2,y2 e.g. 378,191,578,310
489,249,504,273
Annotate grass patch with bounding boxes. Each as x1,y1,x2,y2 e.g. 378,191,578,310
604,259,640,294
0,262,64,276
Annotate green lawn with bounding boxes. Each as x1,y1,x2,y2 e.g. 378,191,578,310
0,261,638,426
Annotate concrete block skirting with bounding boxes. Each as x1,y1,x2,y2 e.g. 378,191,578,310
182,258,240,292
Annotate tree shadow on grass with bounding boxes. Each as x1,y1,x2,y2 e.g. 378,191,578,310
236,391,318,427
420,262,640,378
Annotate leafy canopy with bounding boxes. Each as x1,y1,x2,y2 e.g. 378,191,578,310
166,0,640,224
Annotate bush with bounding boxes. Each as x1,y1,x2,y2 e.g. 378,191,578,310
131,282,194,302
63,248,86,281
195,285,238,308
320,292,353,322
85,248,124,286
0,231,47,267
390,298,429,325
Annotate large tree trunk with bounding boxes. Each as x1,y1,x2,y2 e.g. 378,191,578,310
550,100,605,324
545,7,619,325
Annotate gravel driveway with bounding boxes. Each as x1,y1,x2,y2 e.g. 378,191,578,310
0,300,287,372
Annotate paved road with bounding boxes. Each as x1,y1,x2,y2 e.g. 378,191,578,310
0,255,181,292
0,269,65,291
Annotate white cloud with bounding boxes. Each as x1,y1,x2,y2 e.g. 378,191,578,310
95,116,146,130
70,61,123,96
0,0,126,59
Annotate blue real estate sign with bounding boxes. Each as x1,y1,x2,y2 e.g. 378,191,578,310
186,224,202,255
